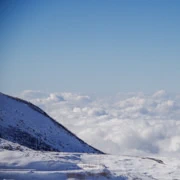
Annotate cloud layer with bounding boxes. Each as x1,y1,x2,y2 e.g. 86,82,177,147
20,90,180,156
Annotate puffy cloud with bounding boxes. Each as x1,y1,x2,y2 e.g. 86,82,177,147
20,90,180,156
47,93,65,102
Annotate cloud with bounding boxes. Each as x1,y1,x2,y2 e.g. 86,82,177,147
169,136,180,152
47,93,65,102
152,89,167,98
20,90,180,156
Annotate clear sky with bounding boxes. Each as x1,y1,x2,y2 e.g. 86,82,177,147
0,0,180,95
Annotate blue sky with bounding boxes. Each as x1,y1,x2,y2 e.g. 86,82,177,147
0,0,180,95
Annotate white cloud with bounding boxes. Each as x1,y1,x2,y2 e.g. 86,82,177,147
47,93,65,102
169,136,180,152
152,89,167,98
20,90,180,156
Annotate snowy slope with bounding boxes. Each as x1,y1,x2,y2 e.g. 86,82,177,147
0,146,180,180
0,92,102,153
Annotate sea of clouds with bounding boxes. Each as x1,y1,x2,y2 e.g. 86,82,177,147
20,90,180,156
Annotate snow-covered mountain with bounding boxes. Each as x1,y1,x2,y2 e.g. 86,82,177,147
0,92,102,153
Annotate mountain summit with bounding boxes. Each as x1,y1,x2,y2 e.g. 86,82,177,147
0,92,103,153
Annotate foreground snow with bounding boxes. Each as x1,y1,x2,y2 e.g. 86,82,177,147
0,148,180,180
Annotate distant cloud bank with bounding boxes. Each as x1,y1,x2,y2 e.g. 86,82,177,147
20,90,180,156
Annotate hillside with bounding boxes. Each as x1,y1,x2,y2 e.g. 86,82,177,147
0,92,102,153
